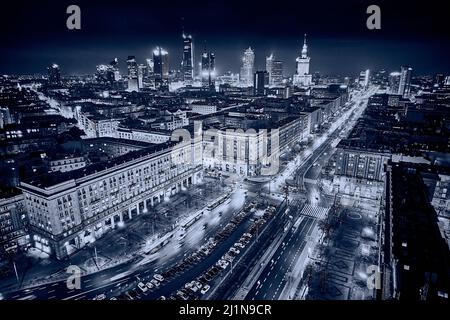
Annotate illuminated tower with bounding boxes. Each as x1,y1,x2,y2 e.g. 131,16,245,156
182,33,194,84
293,34,312,87
47,64,61,85
240,47,255,86
126,56,139,92
266,53,284,86
201,49,216,91
153,47,169,90
398,66,413,97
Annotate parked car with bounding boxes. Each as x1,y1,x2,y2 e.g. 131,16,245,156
138,282,148,293
153,274,164,282
200,284,211,295
150,279,160,287
146,282,154,290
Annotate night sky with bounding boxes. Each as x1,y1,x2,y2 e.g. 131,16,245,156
1,0,449,76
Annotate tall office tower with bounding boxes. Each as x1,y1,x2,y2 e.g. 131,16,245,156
110,58,121,81
240,47,255,86
266,54,284,86
126,56,139,92
201,49,216,90
182,33,194,84
398,66,413,97
47,64,61,85
293,34,312,87
138,64,147,89
359,69,370,88
153,47,169,90
145,58,155,88
266,54,274,83
388,71,401,94
253,71,269,96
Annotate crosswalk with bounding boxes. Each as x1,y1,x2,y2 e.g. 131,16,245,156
300,204,329,220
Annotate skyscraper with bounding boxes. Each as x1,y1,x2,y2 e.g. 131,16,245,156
153,47,169,91
293,34,312,87
359,69,370,88
398,66,413,97
201,49,216,90
47,64,61,85
182,33,194,84
126,56,139,92
110,58,120,81
266,54,283,86
240,47,255,86
138,64,147,89
145,58,155,88
254,71,269,96
388,71,401,94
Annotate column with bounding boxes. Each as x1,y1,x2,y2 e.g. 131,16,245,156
144,200,147,212
111,216,115,229
128,207,132,220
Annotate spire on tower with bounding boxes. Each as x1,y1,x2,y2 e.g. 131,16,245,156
301,33,308,58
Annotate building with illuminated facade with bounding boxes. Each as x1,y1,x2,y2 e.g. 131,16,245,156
293,34,312,87
240,47,255,86
19,139,203,259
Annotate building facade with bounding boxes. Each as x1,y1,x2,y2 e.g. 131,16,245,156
19,140,203,259
182,33,194,84
240,47,255,86
293,34,312,87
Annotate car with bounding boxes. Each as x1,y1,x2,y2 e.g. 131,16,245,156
157,296,166,300
93,294,106,300
235,242,245,249
146,282,154,290
200,284,211,294
230,247,240,255
176,290,189,300
109,297,117,300
154,274,164,282
138,282,148,293
150,279,160,287
204,274,212,282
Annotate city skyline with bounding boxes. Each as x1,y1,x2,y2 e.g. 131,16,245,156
1,0,450,76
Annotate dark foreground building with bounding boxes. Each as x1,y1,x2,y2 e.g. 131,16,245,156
383,161,450,300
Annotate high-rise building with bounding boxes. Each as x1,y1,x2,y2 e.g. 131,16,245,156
47,64,61,85
254,71,269,96
398,66,413,97
240,47,255,86
126,56,139,92
266,54,284,86
359,69,370,88
144,58,155,88
138,64,147,89
293,34,312,87
388,71,401,94
201,50,216,90
110,58,121,81
153,47,169,91
182,33,194,84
